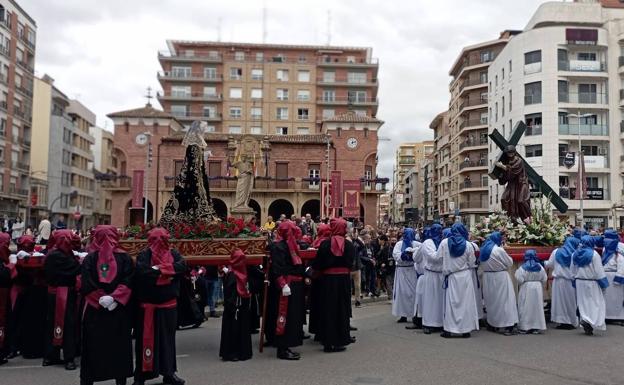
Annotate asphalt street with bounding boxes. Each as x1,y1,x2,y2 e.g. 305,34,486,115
1,299,623,385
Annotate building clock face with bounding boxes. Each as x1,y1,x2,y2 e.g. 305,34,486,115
347,137,358,149
135,133,148,146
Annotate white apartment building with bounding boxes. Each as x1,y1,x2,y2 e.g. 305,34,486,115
488,0,624,229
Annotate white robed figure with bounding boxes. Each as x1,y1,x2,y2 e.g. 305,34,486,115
545,237,580,328
440,223,479,337
410,227,428,326
572,235,609,335
601,230,624,322
418,224,445,333
479,231,518,333
391,228,421,321
469,240,484,320
515,249,547,333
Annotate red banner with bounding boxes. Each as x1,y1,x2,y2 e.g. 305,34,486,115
132,170,144,208
330,171,342,209
342,179,360,218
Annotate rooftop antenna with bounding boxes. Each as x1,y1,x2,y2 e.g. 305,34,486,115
217,17,222,42
145,86,153,107
326,9,332,46
262,3,267,43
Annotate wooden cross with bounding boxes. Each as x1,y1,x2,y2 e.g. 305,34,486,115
489,121,568,213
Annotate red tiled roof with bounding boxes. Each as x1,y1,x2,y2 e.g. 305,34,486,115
322,111,383,124
107,104,174,119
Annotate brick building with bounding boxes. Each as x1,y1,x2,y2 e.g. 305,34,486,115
106,105,384,227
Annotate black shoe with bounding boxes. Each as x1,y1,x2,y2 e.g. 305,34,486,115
42,358,63,367
192,322,202,328
116,379,127,385
397,317,407,323
414,317,423,328
277,349,300,360
0,358,7,366
349,325,358,331
6,351,19,359
555,324,576,330
355,301,361,308
423,327,432,335
440,331,452,338
65,361,77,370
323,345,346,353
163,373,186,385
462,333,471,338
405,324,420,330
350,336,357,343
131,380,145,385
581,321,593,336
210,311,220,318
80,379,94,385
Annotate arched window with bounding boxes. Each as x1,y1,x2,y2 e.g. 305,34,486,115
336,127,341,137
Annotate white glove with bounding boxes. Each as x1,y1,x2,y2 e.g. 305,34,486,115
107,301,118,311
76,252,88,259
9,254,17,264
32,252,45,257
222,267,230,274
282,284,291,297
16,250,30,259
152,265,160,270
98,295,114,308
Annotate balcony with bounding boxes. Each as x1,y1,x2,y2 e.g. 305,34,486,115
158,51,222,63
459,180,488,191
169,111,223,121
12,161,30,172
157,91,222,102
316,96,378,106
15,84,33,99
526,124,542,136
459,137,488,151
9,186,28,197
558,60,606,73
524,62,542,75
558,123,608,136
462,77,487,88
101,175,132,191
459,118,488,130
454,53,497,78
559,187,608,200
0,44,9,59
317,57,379,68
157,71,223,82
16,60,34,73
459,159,487,170
316,76,377,87
559,155,609,169
459,200,488,210
164,176,366,193
558,92,608,106
459,98,487,111
524,94,542,105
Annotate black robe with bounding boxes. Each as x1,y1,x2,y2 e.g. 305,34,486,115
311,239,354,347
9,265,47,358
268,241,305,350
43,250,81,362
134,248,186,381
0,261,11,360
247,265,264,333
219,273,252,361
80,252,134,383
176,269,204,328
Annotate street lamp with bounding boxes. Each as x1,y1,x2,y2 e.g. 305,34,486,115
566,111,593,227
142,131,153,224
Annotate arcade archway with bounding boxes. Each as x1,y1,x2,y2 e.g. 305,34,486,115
300,199,321,220
212,198,228,220
268,199,294,219
248,199,261,223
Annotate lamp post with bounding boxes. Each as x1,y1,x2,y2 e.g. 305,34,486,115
566,111,593,227
143,132,153,224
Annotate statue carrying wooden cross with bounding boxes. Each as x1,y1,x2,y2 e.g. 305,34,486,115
489,121,568,221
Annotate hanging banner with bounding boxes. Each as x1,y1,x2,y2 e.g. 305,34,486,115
132,170,144,208
330,171,342,209
342,179,361,218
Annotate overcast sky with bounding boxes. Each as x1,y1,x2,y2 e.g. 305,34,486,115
22,0,549,180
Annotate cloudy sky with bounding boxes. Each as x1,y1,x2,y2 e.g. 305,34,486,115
22,0,549,180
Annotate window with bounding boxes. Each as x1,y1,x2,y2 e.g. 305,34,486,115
501,67,505,80
203,105,216,118
580,114,597,125
578,52,596,61
480,112,488,125
297,70,310,82
276,127,288,135
297,127,310,135
205,125,215,133
525,144,543,157
524,81,542,105
585,177,599,189
323,71,335,83
250,126,262,135
347,72,366,84
170,105,187,117
229,88,242,99
525,113,542,136
251,68,263,80
347,90,366,103
558,80,569,102
495,75,498,88
250,88,262,99
174,160,185,176
229,67,242,80
479,71,487,84
581,145,599,156
203,67,217,79
495,102,498,122
229,107,242,118
250,107,262,119
297,90,310,101
322,109,335,119
354,109,367,117
234,51,245,61
323,90,335,102
171,86,191,98
308,165,320,188
297,108,309,120
203,86,217,97
298,54,307,63
171,66,191,78
509,90,512,112
255,52,264,62
480,51,492,63
228,126,242,134
558,111,569,125
524,50,542,65
276,108,288,120
183,49,194,57
578,83,597,103
276,88,289,101
509,59,512,73
501,96,505,117
276,69,289,81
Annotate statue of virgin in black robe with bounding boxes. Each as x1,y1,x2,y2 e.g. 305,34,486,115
160,121,216,227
